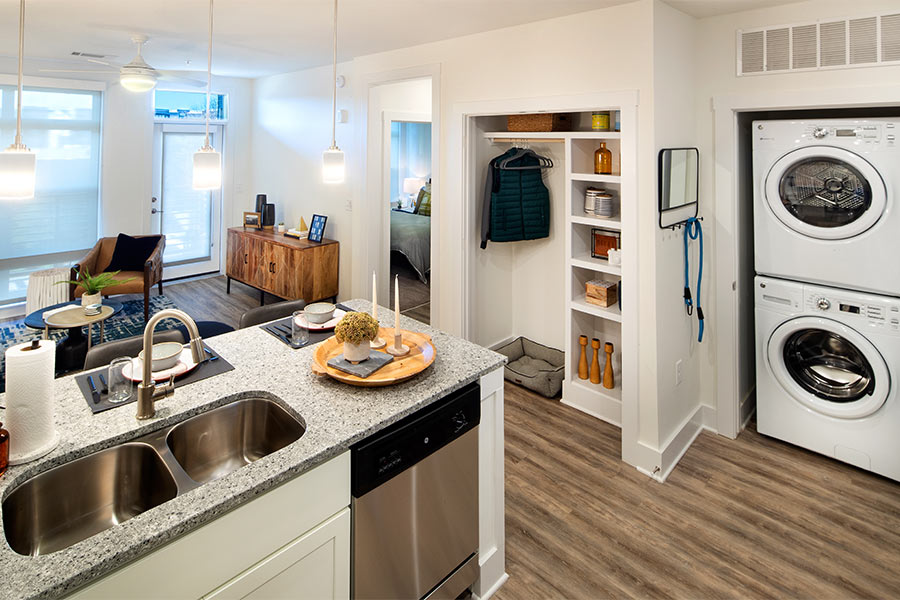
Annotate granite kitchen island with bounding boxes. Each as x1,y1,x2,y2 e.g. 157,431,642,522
0,300,507,599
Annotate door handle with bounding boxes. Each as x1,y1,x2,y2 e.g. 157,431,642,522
151,208,162,214
243,253,248,264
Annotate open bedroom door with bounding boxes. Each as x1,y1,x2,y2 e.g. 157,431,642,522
383,112,432,324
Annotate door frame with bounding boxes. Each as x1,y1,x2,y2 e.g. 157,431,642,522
151,122,224,279
380,111,432,305
355,64,441,325
711,84,900,439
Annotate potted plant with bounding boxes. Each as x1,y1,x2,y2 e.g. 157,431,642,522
334,311,379,363
58,268,136,315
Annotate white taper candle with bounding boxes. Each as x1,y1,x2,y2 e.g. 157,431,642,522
372,270,378,320
394,274,400,334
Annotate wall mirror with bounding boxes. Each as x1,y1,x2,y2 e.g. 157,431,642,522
658,147,699,229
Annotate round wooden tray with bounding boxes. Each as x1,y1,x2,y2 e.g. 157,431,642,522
311,328,435,387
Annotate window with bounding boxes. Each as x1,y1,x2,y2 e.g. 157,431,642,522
0,85,102,305
154,90,227,121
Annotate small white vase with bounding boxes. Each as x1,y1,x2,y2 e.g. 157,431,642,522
343,341,371,363
81,292,102,315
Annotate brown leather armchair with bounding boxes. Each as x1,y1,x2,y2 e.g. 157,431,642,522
70,235,166,322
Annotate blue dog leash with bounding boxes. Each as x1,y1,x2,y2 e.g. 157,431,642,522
683,217,704,342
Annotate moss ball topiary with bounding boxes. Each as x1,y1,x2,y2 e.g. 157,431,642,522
334,312,379,345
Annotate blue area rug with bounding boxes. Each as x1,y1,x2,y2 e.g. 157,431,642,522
0,295,180,392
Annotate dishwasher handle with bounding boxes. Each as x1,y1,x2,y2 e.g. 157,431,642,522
351,382,481,497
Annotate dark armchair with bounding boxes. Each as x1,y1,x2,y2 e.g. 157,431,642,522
70,235,166,322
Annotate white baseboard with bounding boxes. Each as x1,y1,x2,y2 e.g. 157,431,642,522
473,572,509,600
634,403,712,483
487,336,516,352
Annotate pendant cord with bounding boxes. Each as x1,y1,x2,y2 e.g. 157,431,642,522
330,0,338,149
204,0,213,148
14,0,25,148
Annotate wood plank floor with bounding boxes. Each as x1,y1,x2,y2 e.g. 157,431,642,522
497,383,900,599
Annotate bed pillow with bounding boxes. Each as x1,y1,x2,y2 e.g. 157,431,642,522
105,234,162,272
416,183,432,217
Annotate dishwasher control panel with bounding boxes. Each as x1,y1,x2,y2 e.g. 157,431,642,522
351,381,481,498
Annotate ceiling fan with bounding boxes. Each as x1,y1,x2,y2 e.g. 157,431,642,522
40,35,205,92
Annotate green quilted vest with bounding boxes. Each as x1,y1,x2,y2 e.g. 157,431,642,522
490,151,550,243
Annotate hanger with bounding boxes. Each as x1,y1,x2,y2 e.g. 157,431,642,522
498,147,553,170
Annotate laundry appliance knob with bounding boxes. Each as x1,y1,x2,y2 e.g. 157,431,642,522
813,127,829,139
816,298,831,310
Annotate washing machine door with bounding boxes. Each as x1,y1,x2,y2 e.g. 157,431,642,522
767,316,890,419
765,146,887,240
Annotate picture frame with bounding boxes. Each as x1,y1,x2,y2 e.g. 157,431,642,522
591,228,620,260
243,211,262,229
308,214,327,243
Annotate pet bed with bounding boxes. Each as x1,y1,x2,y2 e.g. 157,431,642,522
495,336,565,398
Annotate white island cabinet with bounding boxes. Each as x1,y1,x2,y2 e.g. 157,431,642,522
66,368,507,600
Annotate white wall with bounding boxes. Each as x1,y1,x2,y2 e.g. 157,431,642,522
693,0,900,424
651,0,702,450
250,63,354,299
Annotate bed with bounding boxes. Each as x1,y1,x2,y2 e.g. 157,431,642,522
390,209,431,283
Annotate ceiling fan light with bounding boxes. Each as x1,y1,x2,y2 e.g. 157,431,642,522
120,70,157,92
322,147,345,184
0,146,37,200
193,146,221,190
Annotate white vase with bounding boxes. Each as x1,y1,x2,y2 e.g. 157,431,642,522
343,341,370,363
81,292,101,315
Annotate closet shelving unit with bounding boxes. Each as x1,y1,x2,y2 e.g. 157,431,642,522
478,104,634,428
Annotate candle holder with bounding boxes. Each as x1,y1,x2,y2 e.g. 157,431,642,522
370,336,386,349
386,332,410,357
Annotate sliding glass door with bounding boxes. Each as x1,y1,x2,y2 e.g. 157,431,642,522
151,123,223,279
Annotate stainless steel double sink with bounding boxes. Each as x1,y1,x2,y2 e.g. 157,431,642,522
2,396,305,557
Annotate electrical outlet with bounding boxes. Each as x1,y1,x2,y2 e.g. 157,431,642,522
675,359,684,386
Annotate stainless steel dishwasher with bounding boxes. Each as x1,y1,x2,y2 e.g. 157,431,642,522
351,382,480,600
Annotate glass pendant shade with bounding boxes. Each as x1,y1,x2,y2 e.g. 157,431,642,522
0,147,36,200
322,147,345,184
120,70,157,93
192,147,221,190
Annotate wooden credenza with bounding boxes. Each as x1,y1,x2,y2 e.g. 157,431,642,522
226,228,339,304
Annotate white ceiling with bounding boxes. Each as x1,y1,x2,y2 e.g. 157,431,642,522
664,0,807,19
0,0,808,80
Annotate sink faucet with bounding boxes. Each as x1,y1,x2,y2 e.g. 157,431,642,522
136,309,205,420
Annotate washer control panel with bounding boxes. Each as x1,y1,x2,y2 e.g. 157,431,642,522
754,120,898,149
804,289,900,333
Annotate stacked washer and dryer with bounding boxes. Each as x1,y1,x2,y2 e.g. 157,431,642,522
753,118,900,482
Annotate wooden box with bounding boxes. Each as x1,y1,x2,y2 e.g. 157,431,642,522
507,113,572,132
585,279,618,308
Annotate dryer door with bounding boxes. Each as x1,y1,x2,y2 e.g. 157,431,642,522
767,316,890,419
765,146,887,240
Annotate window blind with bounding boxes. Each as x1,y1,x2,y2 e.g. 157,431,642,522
0,85,101,303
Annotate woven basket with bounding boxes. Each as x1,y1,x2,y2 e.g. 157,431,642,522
507,113,572,132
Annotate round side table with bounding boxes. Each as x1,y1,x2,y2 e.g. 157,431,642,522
25,300,124,373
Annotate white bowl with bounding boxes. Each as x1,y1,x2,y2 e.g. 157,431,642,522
304,302,336,324
139,341,184,371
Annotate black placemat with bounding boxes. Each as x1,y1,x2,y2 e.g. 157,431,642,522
76,346,234,414
259,303,355,348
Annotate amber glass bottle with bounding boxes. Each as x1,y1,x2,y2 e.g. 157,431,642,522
594,142,612,175
0,422,9,476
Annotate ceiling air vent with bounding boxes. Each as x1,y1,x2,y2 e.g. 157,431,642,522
70,51,109,59
737,12,900,75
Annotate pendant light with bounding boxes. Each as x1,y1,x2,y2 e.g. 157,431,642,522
322,0,344,184
0,0,36,200
192,0,222,190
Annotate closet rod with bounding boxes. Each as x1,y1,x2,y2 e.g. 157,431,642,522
487,137,565,144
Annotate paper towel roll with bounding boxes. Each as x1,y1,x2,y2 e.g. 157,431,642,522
6,339,59,464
